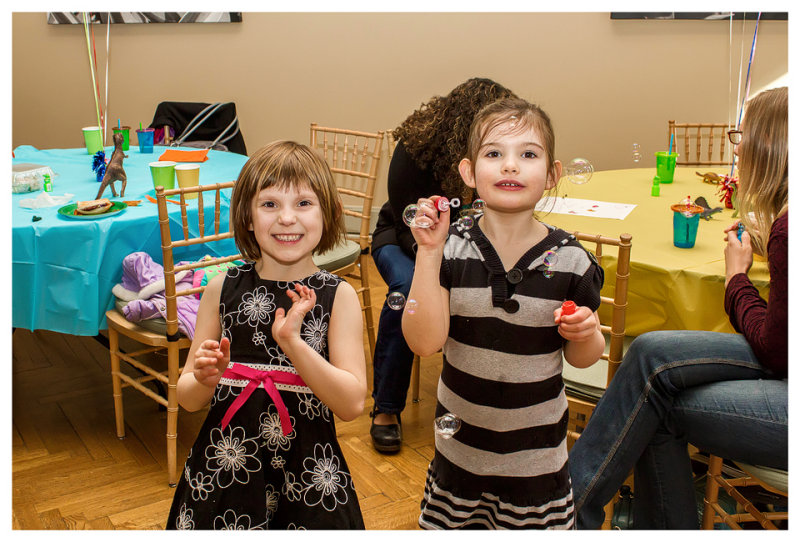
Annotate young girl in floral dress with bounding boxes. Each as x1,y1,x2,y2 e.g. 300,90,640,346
166,140,366,530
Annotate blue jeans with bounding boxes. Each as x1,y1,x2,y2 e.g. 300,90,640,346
371,244,416,415
569,330,788,529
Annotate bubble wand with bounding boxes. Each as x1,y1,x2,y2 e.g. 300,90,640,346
668,133,674,156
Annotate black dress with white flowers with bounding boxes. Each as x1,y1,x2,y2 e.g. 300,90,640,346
166,264,364,530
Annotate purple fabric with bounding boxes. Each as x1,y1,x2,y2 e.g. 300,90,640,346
118,251,200,339
119,251,166,292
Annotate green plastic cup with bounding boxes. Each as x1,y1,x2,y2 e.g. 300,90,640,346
82,126,103,155
112,126,130,151
150,161,176,190
655,151,678,184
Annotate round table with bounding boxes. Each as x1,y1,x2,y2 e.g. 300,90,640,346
12,145,249,335
541,166,769,336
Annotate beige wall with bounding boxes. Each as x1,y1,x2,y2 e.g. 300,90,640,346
12,12,788,212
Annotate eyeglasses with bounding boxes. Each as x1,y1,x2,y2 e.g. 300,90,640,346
727,130,742,145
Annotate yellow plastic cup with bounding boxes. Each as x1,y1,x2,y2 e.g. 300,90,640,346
175,164,200,199
149,161,176,190
82,126,104,154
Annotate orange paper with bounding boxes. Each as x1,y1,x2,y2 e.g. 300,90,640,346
158,148,209,163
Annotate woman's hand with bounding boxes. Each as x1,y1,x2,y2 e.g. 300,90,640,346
272,283,316,348
724,224,753,287
409,196,450,251
724,219,763,255
193,337,230,388
555,305,599,342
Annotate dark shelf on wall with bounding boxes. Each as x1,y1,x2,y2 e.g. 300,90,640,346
611,12,787,21
47,12,243,24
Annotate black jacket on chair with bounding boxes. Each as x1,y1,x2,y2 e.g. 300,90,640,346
149,101,247,156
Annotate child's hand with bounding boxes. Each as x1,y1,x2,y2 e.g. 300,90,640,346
409,196,450,250
193,337,230,388
554,305,598,342
272,283,317,347
724,226,753,287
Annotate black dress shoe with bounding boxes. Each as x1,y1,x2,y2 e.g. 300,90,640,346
369,409,402,453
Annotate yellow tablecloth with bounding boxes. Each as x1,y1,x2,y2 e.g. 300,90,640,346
542,166,769,335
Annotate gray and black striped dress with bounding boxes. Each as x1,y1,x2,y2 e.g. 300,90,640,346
418,217,603,530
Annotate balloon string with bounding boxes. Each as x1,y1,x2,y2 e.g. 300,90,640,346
90,19,105,144
104,14,110,145
83,13,103,142
734,16,745,129
727,12,733,164
738,12,761,128
731,13,761,178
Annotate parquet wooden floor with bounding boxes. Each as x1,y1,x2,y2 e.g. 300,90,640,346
11,256,444,530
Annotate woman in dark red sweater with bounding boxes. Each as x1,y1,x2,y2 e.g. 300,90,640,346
569,86,788,529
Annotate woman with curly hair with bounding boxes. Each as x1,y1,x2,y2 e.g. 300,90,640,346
369,78,516,453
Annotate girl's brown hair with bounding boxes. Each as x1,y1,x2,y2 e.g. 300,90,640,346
393,77,516,201
736,86,788,258
463,97,559,185
229,140,346,261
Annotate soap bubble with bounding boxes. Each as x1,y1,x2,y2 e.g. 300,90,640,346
472,199,485,212
457,216,474,229
543,269,555,279
680,196,695,218
632,143,642,163
405,299,418,314
402,204,418,226
402,203,432,229
434,413,461,439
543,250,559,268
564,158,594,185
387,291,406,310
449,197,461,209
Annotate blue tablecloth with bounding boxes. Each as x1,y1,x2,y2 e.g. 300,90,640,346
12,145,249,335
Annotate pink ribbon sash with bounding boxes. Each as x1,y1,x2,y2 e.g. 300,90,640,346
220,364,307,435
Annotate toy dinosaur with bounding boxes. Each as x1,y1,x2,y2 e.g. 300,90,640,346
693,196,723,221
96,132,127,199
696,171,722,184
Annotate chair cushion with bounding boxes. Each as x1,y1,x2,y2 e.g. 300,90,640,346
313,239,360,272
563,335,635,401
563,358,609,400
734,462,788,494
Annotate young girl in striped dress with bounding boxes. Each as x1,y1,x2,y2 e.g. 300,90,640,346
403,97,605,529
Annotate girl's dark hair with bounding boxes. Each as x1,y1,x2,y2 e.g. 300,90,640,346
230,140,345,261
393,77,516,201
464,97,559,186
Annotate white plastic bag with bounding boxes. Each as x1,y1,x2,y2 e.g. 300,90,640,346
12,163,57,193
18,192,74,209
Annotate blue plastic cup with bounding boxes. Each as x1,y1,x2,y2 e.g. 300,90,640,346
672,210,701,248
137,128,154,154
